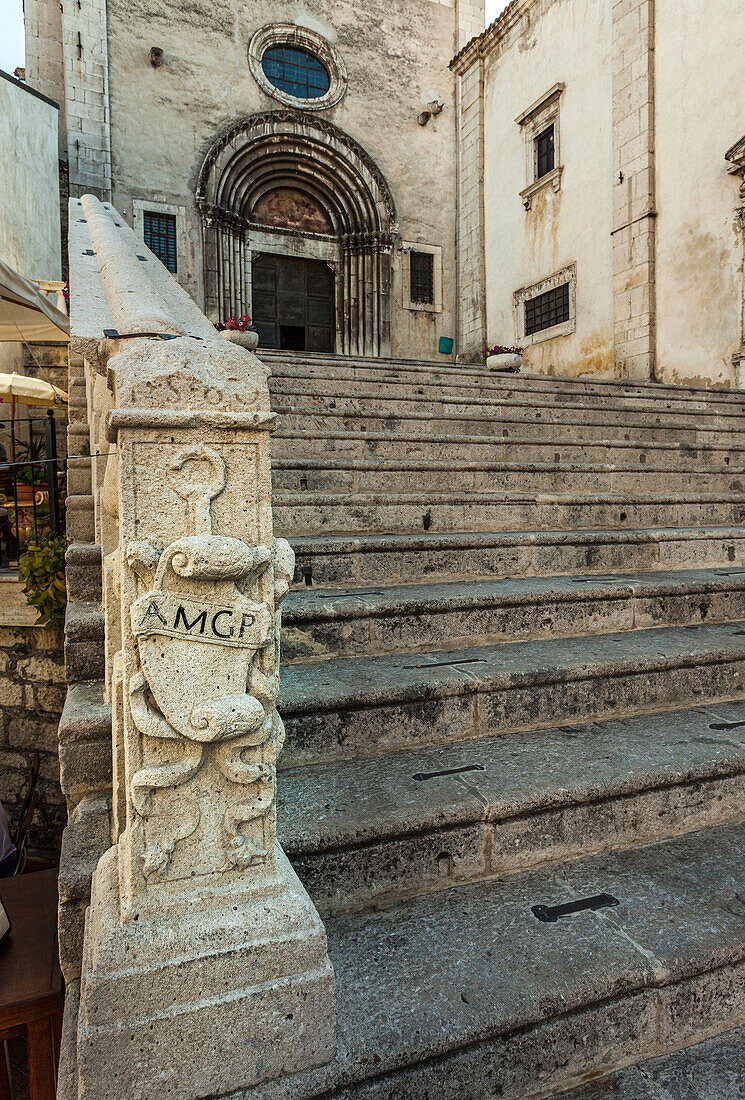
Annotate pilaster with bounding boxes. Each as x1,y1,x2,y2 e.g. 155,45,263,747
453,53,487,361
725,135,745,386
611,0,657,380
60,0,112,200
456,0,486,52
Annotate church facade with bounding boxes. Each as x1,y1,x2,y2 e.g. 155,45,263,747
452,0,745,386
24,0,484,361
24,0,745,384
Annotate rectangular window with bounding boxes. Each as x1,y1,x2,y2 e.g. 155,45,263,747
525,282,570,336
410,251,434,305
535,125,555,180
143,211,177,274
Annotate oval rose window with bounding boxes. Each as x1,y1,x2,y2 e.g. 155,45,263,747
261,45,331,101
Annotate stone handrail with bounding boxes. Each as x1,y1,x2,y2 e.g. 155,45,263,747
65,195,335,1100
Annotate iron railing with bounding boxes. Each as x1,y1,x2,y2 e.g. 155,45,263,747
0,410,65,569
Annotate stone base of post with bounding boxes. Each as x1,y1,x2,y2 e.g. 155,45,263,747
76,844,336,1100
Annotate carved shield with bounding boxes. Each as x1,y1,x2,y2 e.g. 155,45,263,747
132,588,273,742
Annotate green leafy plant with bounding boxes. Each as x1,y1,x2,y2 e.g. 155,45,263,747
15,433,48,485
16,464,47,486
18,533,67,630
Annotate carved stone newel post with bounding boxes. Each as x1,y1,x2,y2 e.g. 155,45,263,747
74,196,335,1100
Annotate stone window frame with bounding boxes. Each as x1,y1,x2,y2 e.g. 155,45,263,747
248,24,348,111
401,242,443,314
513,262,577,346
132,200,188,286
515,82,565,209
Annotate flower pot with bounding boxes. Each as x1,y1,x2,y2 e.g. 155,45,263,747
487,353,522,372
13,484,36,505
221,329,259,351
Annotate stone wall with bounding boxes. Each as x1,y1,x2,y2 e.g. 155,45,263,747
23,0,67,156
654,0,745,387
59,0,112,201
457,0,745,385
0,600,66,856
457,0,614,376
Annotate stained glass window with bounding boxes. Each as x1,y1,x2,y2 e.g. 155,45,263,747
261,45,330,100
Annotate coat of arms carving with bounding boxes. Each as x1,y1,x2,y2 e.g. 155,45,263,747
125,443,293,879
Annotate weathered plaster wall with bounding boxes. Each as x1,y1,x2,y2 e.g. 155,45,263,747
102,0,480,361
0,71,61,282
654,0,745,388
480,0,614,377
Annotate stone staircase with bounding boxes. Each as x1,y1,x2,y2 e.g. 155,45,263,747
261,352,745,1099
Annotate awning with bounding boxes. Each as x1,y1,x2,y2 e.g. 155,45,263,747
0,372,68,408
0,259,70,343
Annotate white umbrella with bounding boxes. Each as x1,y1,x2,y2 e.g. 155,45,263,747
0,372,67,461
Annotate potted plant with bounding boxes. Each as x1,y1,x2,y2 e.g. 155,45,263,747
216,314,259,351
486,344,523,372
14,434,48,505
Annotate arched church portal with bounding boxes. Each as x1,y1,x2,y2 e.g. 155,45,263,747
196,112,397,357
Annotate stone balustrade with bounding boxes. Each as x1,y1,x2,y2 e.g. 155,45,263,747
58,194,335,1100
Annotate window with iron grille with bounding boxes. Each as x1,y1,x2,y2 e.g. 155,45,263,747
410,251,434,305
143,211,177,274
261,45,330,100
525,281,570,336
535,124,555,180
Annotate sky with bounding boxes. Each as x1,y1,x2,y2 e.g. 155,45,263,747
0,0,506,78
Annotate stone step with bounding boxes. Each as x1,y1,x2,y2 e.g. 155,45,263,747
271,456,745,496
263,350,745,408
278,700,745,915
274,490,745,536
245,820,745,1100
270,385,745,427
549,1022,745,1099
288,527,745,588
277,620,745,767
269,372,745,419
64,600,105,684
273,402,744,446
58,680,111,813
65,542,102,603
281,568,745,662
273,427,745,468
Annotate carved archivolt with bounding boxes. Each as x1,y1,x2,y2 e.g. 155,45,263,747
196,112,397,355
196,111,397,231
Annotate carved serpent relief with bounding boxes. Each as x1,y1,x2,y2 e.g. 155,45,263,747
126,444,294,879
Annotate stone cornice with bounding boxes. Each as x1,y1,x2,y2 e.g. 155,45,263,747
725,133,745,174
450,0,533,74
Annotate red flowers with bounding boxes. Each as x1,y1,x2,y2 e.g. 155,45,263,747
216,314,257,332
486,344,523,356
